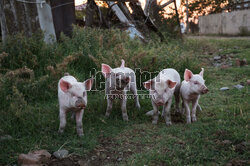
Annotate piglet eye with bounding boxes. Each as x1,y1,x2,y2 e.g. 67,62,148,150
83,92,86,96
194,81,199,85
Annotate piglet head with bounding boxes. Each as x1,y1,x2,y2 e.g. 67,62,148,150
184,68,208,95
102,61,131,91
115,72,130,90
144,78,177,106
60,77,93,109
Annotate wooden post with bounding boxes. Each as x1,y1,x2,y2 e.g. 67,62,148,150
0,0,8,43
36,0,56,44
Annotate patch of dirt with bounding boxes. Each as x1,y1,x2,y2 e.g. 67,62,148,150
47,122,186,166
226,158,250,166
47,136,135,166
186,35,250,40
47,125,152,166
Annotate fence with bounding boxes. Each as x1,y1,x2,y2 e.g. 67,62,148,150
0,0,75,43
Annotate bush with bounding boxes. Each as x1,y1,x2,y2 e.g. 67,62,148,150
0,25,200,110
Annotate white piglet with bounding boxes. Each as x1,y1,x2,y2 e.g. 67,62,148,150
144,69,181,125
58,73,93,136
102,59,140,121
180,68,209,124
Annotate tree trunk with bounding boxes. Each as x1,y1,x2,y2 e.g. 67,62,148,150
106,1,144,39
23,3,32,36
174,0,182,38
9,0,19,31
85,0,94,27
130,1,165,42
185,0,189,33
0,0,8,43
50,0,75,39
117,2,133,21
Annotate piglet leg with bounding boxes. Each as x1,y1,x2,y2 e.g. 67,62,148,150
197,104,202,112
58,109,67,133
130,83,141,109
121,94,128,121
183,101,191,124
151,100,159,125
105,97,113,117
191,99,199,122
163,98,173,126
75,109,84,137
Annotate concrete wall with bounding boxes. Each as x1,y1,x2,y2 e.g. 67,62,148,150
198,9,250,35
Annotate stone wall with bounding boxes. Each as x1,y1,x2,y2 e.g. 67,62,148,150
198,9,250,35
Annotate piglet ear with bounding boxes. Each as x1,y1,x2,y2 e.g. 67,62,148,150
199,68,204,77
167,80,177,89
184,69,193,81
84,77,93,91
143,79,154,90
101,64,112,78
60,79,72,92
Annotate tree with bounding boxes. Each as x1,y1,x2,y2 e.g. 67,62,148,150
187,0,235,18
0,0,8,43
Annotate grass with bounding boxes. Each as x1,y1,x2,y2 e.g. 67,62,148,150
0,30,249,165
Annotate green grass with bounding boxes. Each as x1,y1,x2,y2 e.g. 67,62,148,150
0,31,249,165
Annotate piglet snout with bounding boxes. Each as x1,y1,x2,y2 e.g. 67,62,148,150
202,88,209,94
75,99,86,109
78,103,86,109
156,101,164,106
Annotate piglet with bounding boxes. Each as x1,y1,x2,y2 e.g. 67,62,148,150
180,68,208,124
58,73,93,136
102,59,140,121
144,69,181,125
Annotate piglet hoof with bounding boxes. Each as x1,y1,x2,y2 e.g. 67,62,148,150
191,116,197,122
165,121,172,126
77,128,84,137
152,120,158,125
105,112,110,118
122,115,129,121
77,132,84,137
186,119,191,124
58,128,64,134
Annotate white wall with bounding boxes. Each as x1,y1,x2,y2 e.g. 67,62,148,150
198,9,250,35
